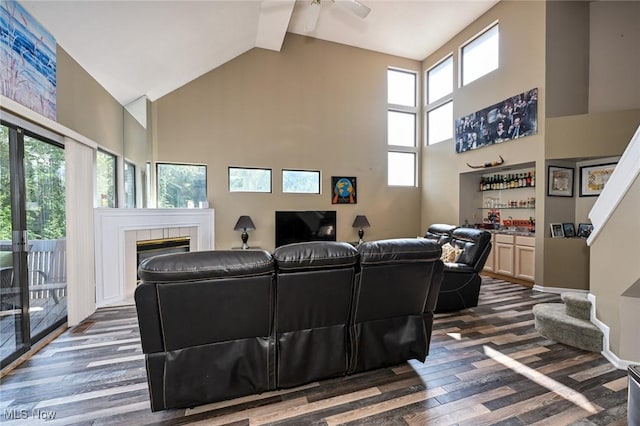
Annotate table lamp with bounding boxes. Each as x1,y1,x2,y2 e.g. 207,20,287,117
352,215,370,245
234,215,256,249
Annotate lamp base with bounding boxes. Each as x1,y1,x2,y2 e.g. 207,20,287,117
358,228,364,244
241,231,249,249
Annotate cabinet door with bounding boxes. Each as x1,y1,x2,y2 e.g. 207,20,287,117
515,245,535,281
495,242,514,276
483,235,495,272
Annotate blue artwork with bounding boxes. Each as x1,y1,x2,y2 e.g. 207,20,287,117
0,1,56,119
331,176,357,204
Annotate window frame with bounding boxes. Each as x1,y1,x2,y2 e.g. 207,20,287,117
123,160,136,208
156,162,208,208
282,169,321,194
228,166,272,193
425,54,455,147
426,55,453,105
387,67,419,187
96,148,118,208
460,22,499,87
426,100,453,146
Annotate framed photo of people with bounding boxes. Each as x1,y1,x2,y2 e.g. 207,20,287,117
455,88,538,153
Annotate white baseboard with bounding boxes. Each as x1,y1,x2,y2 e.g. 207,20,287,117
532,285,589,295
588,293,634,370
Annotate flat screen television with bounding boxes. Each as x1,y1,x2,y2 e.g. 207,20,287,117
275,211,337,247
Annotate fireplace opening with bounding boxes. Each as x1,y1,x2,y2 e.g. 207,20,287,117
136,237,191,277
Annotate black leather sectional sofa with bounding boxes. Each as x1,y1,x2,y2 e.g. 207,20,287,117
135,238,443,411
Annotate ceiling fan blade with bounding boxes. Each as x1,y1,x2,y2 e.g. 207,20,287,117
335,0,371,19
304,0,322,32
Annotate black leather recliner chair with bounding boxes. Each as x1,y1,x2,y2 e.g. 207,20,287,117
434,227,492,312
273,241,359,388
351,239,443,373
136,250,276,411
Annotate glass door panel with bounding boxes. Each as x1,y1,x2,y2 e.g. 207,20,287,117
0,122,66,368
0,124,27,365
23,135,66,339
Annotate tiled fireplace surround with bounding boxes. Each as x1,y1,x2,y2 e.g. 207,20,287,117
94,208,215,307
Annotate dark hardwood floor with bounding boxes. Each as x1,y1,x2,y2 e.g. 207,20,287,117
0,278,629,425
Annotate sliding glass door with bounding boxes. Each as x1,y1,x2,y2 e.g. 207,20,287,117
0,122,66,368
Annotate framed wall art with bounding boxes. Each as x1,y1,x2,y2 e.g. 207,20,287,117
454,88,538,153
579,163,617,197
0,2,57,120
331,176,357,204
547,166,574,197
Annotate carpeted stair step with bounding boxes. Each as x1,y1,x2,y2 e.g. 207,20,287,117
532,303,603,352
561,292,591,320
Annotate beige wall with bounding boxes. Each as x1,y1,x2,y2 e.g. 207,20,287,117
421,1,546,225
590,174,640,359
421,1,547,282
589,1,640,113
153,34,421,251
545,1,590,118
545,110,640,160
56,47,124,155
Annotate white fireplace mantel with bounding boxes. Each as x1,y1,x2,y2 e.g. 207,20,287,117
94,208,215,307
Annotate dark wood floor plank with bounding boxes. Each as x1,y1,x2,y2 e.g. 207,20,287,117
0,277,628,425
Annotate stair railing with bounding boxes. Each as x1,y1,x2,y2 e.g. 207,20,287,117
587,124,640,245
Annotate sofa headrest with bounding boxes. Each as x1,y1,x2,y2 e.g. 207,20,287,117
358,238,442,265
426,224,457,236
273,241,359,271
451,228,491,244
424,224,457,245
138,250,274,282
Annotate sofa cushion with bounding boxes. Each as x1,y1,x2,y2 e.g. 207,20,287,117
273,241,358,271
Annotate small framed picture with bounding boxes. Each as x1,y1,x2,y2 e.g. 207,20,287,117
331,176,357,204
579,162,617,197
550,223,564,238
562,223,576,238
547,166,574,197
577,223,594,238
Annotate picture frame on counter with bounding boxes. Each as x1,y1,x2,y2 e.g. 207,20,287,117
550,223,564,238
577,223,594,238
562,223,576,238
547,166,574,197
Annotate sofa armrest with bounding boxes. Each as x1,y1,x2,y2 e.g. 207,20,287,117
443,263,475,273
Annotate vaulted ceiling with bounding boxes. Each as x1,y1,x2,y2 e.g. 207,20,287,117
21,0,498,106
